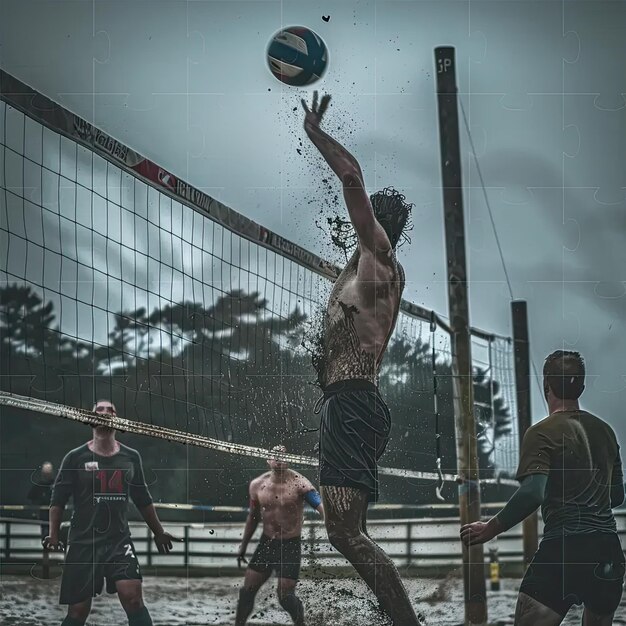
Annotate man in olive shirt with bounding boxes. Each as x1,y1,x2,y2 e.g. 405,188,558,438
461,350,625,625
44,400,180,626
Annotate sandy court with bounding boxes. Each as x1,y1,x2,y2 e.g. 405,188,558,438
2,574,625,625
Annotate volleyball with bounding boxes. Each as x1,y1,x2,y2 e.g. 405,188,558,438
266,26,328,86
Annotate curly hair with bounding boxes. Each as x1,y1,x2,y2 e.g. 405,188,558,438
543,350,585,400
321,187,413,256
369,187,413,248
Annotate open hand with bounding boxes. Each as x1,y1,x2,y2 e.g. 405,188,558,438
154,531,183,554
301,91,331,129
236,545,248,569
42,536,64,551
460,520,498,547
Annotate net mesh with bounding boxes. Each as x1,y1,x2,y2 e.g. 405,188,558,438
0,70,518,486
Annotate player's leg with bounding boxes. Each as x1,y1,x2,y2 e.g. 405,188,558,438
61,598,92,626
277,578,304,626
582,608,616,626
581,537,625,626
235,567,272,626
275,536,305,625
360,504,370,538
321,485,420,625
59,544,99,625
516,539,572,626
513,592,565,626
107,539,152,625
116,580,152,626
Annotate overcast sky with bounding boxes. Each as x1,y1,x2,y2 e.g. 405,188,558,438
2,0,625,445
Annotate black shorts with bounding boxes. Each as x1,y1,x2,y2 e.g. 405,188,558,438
318,379,391,502
59,537,142,605
248,534,302,580
519,533,625,617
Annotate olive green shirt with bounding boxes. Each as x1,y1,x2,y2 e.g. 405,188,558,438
516,410,623,540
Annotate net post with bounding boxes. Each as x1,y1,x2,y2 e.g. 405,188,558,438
184,525,190,567
42,543,50,579
511,300,538,567
406,521,413,568
5,521,11,562
435,46,487,626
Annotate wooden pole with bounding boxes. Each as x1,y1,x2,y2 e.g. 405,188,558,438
511,300,538,566
434,46,487,626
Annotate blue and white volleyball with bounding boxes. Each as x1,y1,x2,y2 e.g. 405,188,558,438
266,26,328,87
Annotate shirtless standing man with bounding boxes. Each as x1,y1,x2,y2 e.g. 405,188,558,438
235,445,324,626
302,92,421,625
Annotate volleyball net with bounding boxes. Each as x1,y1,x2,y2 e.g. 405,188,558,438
0,69,518,489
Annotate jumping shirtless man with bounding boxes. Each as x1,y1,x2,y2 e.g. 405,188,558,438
235,445,324,626
302,92,421,625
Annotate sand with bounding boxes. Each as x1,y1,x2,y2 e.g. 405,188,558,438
2,574,625,625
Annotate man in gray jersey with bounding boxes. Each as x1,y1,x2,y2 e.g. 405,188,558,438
462,351,625,625
45,400,180,626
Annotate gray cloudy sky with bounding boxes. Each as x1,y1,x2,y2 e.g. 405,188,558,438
2,0,626,443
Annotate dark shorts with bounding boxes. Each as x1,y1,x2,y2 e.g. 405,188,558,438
60,537,142,605
318,379,391,502
519,533,625,617
248,534,302,580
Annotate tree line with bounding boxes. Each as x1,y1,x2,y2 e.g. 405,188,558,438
0,283,514,507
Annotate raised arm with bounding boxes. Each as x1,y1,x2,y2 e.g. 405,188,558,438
302,92,390,254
